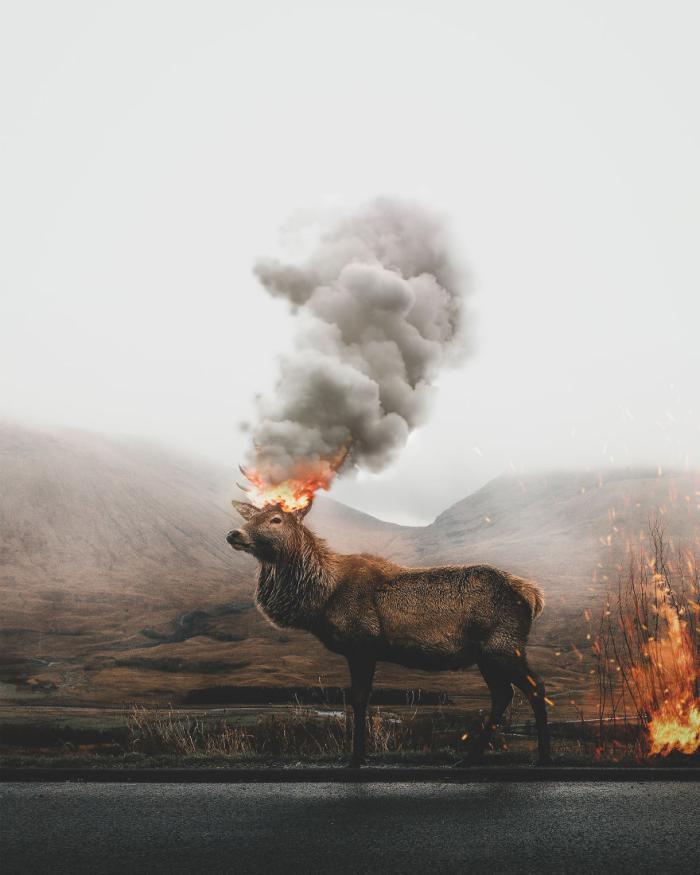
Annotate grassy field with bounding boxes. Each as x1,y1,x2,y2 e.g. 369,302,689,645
3,699,696,769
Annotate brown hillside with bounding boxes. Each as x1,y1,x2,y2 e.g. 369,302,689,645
2,423,699,709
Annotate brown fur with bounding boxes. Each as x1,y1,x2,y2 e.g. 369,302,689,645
506,573,545,619
227,501,551,766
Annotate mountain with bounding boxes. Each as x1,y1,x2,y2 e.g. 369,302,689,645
1,422,699,709
416,467,700,616
0,423,413,704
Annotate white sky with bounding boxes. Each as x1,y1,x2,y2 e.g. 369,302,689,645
1,1,699,524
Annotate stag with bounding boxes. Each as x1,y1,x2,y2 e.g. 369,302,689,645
227,500,551,766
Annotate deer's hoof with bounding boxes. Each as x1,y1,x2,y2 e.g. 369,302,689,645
537,755,553,767
347,757,366,769
454,754,483,768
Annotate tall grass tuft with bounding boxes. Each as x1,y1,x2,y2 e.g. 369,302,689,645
125,702,461,759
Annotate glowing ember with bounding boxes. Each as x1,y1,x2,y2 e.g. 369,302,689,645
240,446,350,512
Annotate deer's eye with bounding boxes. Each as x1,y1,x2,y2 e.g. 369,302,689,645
269,516,282,525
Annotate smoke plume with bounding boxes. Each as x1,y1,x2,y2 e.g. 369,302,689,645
244,197,470,499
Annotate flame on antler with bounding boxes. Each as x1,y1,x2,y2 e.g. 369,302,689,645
238,445,350,512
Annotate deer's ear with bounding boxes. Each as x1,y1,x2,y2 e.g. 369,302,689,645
293,499,314,521
232,500,257,521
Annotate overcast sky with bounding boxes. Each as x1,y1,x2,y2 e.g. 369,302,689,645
2,1,699,524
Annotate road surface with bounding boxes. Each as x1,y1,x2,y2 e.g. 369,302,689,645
1,782,698,874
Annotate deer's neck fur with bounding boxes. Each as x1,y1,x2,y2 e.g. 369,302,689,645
256,526,335,629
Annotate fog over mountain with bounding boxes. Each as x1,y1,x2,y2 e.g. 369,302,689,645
3,4,700,525
2,423,699,707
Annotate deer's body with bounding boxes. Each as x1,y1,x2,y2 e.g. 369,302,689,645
258,548,539,669
228,502,551,766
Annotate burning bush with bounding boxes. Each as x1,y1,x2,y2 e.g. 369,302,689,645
595,523,700,758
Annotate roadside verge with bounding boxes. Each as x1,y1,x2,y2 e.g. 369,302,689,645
2,766,699,783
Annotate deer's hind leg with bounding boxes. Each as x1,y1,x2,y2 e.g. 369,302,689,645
458,658,514,766
482,649,552,765
511,659,551,765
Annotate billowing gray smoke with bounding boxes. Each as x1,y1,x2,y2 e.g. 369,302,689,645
245,197,470,492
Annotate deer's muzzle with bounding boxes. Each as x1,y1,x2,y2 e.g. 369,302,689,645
226,529,252,551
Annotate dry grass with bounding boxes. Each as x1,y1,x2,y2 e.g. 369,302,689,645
125,702,480,759
127,705,254,756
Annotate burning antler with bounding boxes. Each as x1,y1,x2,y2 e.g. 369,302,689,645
237,442,352,512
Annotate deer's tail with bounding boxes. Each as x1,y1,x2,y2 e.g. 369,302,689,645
506,573,545,619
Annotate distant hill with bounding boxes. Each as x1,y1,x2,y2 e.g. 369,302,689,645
1,422,699,710
416,467,700,628
0,423,413,705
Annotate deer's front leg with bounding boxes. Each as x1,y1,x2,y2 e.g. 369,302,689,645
347,655,376,767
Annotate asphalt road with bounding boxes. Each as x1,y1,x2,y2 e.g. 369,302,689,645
1,782,698,874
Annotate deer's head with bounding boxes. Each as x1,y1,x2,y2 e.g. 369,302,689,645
226,500,313,562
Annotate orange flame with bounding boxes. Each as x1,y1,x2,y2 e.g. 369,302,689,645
643,585,700,756
648,701,700,756
240,445,350,512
